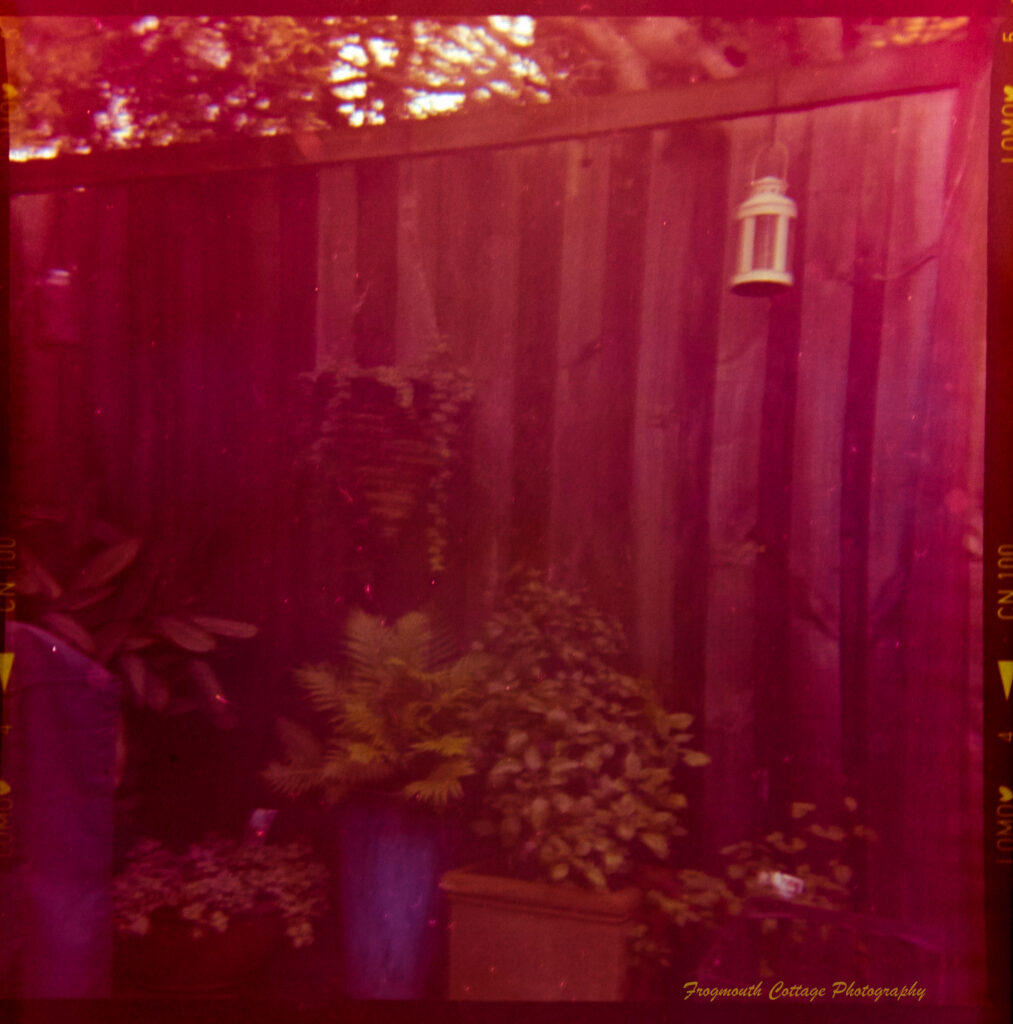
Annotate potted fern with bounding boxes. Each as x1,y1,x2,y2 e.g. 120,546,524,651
440,571,711,1001
263,608,485,998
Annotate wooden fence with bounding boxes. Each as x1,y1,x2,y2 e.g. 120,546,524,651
9,40,989,1001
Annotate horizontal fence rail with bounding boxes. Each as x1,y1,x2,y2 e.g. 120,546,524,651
9,40,985,194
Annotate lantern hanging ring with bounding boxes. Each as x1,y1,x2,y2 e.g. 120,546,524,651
750,140,790,185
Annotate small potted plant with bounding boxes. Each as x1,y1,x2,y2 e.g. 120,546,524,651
112,835,328,993
705,797,880,983
263,608,486,998
632,796,882,997
439,571,710,1001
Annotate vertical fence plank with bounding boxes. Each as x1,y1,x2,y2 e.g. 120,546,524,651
225,170,284,622
592,131,650,624
354,160,399,367
436,153,492,367
900,68,988,1002
81,184,131,521
396,156,442,364
125,179,174,535
510,142,567,570
10,192,81,510
786,101,864,808
631,130,677,694
549,135,611,587
838,99,903,855
865,90,953,921
462,150,523,622
316,164,358,367
548,131,649,628
632,123,727,710
703,114,775,849
279,166,320,374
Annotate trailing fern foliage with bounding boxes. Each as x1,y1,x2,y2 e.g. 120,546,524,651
264,609,484,808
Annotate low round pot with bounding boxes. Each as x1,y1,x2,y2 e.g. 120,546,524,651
114,907,283,994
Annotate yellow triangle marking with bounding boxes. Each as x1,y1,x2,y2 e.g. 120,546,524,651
0,779,9,796
1000,786,1013,803
1000,661,1013,701
0,653,12,694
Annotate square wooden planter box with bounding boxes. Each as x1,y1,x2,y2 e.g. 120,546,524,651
440,864,641,1001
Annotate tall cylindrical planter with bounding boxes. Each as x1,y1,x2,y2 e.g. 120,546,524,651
331,794,454,999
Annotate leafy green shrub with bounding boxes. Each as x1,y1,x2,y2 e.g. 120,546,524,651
470,571,709,890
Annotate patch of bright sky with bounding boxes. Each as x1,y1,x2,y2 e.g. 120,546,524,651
366,37,398,67
487,16,534,46
445,25,489,60
94,92,137,147
868,14,968,47
187,27,231,71
333,81,367,101
131,15,159,35
437,40,477,65
513,56,547,85
338,103,365,127
405,89,466,118
10,143,59,162
337,40,369,67
329,62,362,84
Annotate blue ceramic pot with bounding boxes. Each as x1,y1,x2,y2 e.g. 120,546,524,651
332,794,456,999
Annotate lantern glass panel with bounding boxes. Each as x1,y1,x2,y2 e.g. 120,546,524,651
753,214,779,271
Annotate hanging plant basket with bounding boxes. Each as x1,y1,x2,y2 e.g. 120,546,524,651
295,352,473,618
331,375,438,546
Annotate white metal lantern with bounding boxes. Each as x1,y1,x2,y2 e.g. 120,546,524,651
730,143,797,297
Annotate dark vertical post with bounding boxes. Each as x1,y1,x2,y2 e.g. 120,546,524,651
752,120,810,823
839,102,899,900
